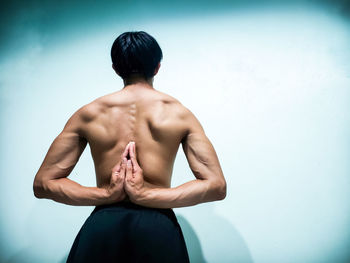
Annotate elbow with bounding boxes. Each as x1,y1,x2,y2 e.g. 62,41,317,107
211,179,227,201
217,180,227,200
33,179,47,199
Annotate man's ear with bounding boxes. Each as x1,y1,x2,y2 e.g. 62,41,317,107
153,62,161,76
112,64,121,76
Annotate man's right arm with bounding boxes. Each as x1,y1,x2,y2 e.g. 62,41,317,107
134,107,227,208
33,106,127,206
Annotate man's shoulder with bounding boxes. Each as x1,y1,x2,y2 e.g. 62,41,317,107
156,94,203,132
75,100,102,123
79,92,119,119
154,91,193,119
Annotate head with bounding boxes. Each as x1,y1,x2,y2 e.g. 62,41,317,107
111,31,163,82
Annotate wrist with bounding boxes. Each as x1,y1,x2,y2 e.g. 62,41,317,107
101,187,113,204
134,186,151,205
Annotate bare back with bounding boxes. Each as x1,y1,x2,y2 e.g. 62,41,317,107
82,85,188,189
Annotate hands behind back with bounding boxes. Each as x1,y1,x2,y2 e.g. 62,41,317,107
107,141,146,204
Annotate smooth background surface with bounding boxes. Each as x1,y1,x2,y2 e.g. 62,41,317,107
1,1,349,262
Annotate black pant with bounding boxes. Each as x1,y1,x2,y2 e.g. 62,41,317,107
66,201,190,263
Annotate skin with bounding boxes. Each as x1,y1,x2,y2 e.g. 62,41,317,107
33,63,227,208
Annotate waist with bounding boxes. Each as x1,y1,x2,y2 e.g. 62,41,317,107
92,200,174,215
92,200,178,225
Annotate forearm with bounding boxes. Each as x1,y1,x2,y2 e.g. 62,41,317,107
33,177,115,206
136,179,225,209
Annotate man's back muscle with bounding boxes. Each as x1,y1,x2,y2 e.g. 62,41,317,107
81,86,188,189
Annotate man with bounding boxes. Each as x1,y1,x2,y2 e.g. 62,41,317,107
33,31,227,263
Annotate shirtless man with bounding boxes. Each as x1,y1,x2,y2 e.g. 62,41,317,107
33,31,226,263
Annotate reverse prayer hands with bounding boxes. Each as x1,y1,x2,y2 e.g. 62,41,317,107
123,141,148,203
107,141,148,204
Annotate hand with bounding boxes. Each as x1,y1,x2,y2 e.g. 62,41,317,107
106,142,130,203
123,142,148,203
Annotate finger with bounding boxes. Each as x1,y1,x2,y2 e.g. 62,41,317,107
113,168,120,177
129,142,140,171
126,159,133,178
114,163,125,179
120,157,127,177
131,141,137,158
114,171,124,184
115,143,131,173
111,162,121,174
113,144,128,174
120,159,127,179
121,142,131,159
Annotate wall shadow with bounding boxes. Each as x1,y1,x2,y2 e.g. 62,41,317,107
5,246,44,263
176,215,207,262
59,254,68,263
176,203,254,263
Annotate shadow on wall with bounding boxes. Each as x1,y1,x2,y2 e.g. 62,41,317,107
176,215,207,262
176,203,254,263
6,246,45,263
60,254,68,263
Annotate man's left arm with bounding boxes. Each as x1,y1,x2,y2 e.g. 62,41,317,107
33,106,125,206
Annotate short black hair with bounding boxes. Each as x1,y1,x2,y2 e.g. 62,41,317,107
111,31,163,79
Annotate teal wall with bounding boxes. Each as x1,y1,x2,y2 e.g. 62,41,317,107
1,1,350,262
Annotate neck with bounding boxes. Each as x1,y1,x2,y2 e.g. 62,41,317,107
123,74,154,89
